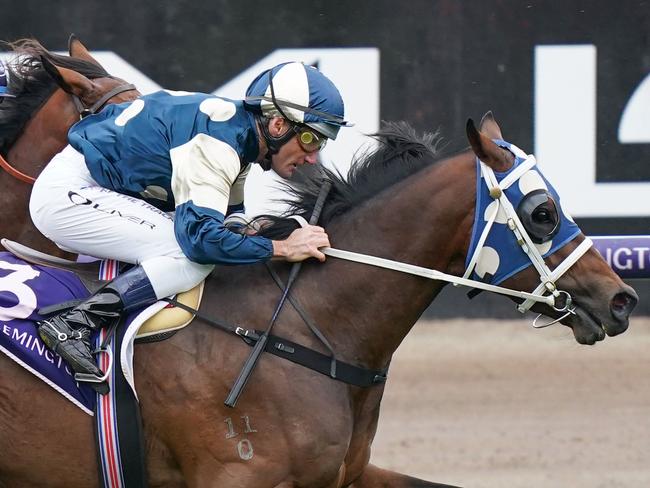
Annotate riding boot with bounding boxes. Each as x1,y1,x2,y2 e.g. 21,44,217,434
38,265,158,380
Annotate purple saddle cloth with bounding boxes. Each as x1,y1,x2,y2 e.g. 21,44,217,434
0,252,97,413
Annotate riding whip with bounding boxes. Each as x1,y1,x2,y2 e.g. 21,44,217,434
225,180,332,408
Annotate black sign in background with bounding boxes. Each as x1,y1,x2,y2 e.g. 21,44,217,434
3,0,650,316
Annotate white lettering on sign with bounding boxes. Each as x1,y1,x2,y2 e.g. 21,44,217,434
619,73,650,143
535,45,650,217
600,246,650,271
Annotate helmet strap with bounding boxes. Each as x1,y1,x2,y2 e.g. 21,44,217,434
256,115,295,171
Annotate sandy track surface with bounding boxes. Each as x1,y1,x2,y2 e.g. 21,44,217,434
370,318,650,488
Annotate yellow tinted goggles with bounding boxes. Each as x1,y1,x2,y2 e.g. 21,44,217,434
294,126,327,152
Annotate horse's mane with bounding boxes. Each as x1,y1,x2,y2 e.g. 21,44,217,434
0,39,109,155
257,121,443,239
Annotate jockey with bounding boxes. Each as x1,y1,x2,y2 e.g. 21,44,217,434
29,62,350,383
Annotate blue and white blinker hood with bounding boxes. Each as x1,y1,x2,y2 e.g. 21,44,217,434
244,62,351,140
464,140,588,314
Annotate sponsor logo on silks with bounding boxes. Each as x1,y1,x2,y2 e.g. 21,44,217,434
68,191,157,230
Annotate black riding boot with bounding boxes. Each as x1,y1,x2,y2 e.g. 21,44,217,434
38,265,158,381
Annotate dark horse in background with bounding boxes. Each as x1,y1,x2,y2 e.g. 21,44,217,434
0,52,637,486
0,36,140,257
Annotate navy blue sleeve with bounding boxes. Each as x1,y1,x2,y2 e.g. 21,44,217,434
174,201,273,265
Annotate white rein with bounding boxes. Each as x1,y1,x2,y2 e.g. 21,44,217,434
293,149,593,328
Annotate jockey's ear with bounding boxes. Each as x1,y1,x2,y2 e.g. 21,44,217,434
67,34,103,68
40,55,95,98
478,111,503,140
268,116,290,137
466,118,513,172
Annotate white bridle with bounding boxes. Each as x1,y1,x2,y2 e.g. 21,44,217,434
295,149,593,328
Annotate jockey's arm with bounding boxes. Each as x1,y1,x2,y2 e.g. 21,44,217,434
170,136,328,264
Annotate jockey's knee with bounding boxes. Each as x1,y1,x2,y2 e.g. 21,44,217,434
141,255,214,299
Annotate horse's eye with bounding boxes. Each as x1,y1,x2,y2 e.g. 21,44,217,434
533,207,552,223
516,190,561,244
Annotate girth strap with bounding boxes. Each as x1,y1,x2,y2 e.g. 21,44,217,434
261,333,387,387
163,297,387,388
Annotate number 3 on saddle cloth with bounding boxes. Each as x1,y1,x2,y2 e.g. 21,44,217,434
0,251,192,415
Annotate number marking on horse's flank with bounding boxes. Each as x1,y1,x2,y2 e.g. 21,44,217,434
224,415,258,460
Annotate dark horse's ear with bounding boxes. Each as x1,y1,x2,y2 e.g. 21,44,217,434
466,118,513,172
68,34,103,68
40,55,95,97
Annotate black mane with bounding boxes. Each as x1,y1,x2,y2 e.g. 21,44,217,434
257,121,443,239
0,39,109,155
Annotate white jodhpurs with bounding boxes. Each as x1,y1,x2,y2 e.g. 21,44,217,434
29,145,214,299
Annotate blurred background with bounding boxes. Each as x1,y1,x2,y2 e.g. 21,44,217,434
2,0,649,316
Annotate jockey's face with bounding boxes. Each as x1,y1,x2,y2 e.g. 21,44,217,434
268,118,320,179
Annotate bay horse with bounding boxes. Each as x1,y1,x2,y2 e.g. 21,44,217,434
0,36,140,257
0,109,637,487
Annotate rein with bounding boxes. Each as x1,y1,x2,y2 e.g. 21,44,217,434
293,145,592,327
0,153,36,184
0,82,138,185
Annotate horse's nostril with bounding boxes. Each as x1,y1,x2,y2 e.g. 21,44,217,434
611,291,638,317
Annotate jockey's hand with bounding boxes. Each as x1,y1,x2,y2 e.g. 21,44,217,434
272,225,330,262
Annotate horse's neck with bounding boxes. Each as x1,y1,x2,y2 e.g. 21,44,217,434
307,152,476,369
3,89,79,258
7,89,78,175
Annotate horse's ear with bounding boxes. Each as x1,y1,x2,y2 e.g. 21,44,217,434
478,111,503,140
466,118,512,171
68,34,103,68
40,55,94,97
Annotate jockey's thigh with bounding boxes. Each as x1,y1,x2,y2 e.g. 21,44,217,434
29,145,214,298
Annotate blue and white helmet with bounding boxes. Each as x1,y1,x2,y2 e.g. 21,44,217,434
245,62,351,140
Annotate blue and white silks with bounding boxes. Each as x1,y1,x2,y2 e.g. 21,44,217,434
67,90,273,265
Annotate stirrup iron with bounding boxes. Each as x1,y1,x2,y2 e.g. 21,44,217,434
74,346,113,384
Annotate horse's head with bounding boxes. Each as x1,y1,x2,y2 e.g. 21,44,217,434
465,112,637,344
1,36,141,175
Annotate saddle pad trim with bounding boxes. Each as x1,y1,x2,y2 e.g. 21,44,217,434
121,301,168,398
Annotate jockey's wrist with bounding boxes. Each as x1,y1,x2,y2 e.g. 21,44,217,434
271,240,287,259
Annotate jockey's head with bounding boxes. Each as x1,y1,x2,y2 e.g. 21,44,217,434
244,62,351,177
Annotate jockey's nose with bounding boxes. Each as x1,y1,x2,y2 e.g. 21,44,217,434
305,152,319,165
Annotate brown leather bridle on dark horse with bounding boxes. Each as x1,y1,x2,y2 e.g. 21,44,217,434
0,80,137,184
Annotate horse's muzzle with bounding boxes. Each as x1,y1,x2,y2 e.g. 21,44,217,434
606,287,638,336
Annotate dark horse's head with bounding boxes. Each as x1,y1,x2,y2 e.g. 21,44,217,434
258,113,637,345
0,35,140,158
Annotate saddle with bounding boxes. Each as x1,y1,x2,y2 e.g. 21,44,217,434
0,238,203,340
